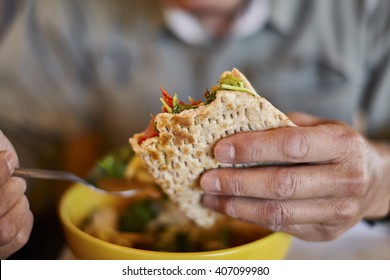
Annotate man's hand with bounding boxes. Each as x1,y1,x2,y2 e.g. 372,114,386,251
200,112,390,241
0,130,33,259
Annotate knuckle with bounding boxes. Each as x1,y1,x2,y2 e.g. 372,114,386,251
272,168,298,199
0,196,32,246
241,143,262,163
345,165,369,198
0,222,17,246
13,176,27,188
333,200,359,223
7,177,27,193
0,160,11,185
12,233,29,253
281,129,310,161
336,127,366,157
346,129,365,149
0,179,27,215
10,177,27,192
338,130,370,198
20,195,31,210
260,201,289,226
266,224,283,232
223,198,239,218
223,171,245,196
316,224,341,241
14,215,33,250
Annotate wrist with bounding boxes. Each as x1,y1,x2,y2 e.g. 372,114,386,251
365,209,390,225
364,140,390,219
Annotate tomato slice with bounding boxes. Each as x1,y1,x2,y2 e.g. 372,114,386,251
138,115,159,144
189,97,202,106
160,86,173,111
139,87,205,144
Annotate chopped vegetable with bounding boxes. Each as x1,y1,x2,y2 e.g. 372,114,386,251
82,195,271,252
88,146,134,182
205,74,258,104
160,86,202,114
137,75,255,144
137,115,159,144
119,200,160,232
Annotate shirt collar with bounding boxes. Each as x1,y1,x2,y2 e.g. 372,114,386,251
267,0,305,35
163,0,270,46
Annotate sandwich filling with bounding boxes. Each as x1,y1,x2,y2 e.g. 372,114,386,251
138,75,258,144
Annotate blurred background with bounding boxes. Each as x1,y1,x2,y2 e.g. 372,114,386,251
0,0,24,39
1,0,65,259
1,0,389,259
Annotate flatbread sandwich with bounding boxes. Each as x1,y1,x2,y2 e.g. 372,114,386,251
130,68,294,227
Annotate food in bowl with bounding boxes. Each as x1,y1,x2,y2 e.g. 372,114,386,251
59,147,292,259
81,188,272,252
82,152,272,252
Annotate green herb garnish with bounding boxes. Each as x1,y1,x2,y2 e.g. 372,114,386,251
87,146,133,182
119,200,160,232
204,74,258,105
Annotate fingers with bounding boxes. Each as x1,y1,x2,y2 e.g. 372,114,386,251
0,132,32,259
0,195,33,259
0,151,18,185
0,177,27,217
214,122,360,165
204,114,373,241
202,195,359,225
0,150,31,259
202,194,359,241
201,164,356,200
0,178,30,240
0,151,26,219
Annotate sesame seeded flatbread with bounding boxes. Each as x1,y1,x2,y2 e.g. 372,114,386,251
130,68,294,227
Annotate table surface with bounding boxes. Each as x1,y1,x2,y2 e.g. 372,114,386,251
286,221,390,259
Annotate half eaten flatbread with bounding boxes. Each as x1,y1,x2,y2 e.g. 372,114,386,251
130,68,294,227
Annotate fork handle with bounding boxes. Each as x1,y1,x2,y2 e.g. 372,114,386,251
13,167,69,180
11,167,89,186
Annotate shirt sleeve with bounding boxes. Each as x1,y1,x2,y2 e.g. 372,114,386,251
361,0,390,140
0,0,102,169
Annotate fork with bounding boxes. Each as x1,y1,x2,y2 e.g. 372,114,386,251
12,167,138,197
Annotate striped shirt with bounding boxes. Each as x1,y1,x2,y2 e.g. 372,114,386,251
0,0,390,169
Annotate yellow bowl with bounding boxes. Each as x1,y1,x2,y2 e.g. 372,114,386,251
59,184,292,260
